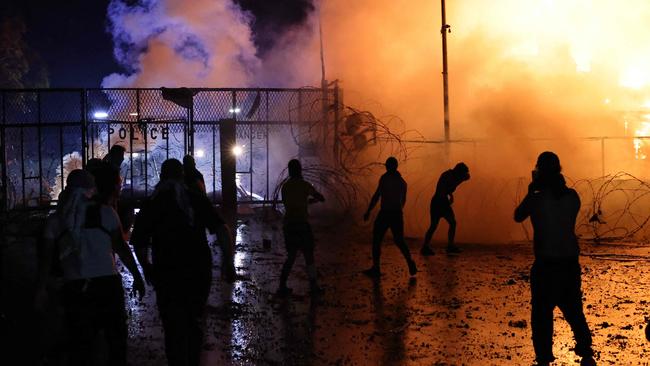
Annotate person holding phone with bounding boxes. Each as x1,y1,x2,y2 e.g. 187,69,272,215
514,152,596,366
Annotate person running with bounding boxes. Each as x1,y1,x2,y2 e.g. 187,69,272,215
131,159,234,366
362,157,417,278
183,154,206,195
35,169,145,366
514,151,596,366
421,162,470,256
277,159,325,296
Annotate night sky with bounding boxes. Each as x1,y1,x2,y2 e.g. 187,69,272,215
1,0,314,87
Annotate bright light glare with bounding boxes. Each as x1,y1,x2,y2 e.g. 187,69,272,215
195,149,205,158
232,145,243,156
131,152,140,158
93,111,108,119
228,107,241,114
129,112,138,116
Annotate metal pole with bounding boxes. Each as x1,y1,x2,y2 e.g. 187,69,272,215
441,0,451,154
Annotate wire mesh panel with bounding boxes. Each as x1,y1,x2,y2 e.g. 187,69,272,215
0,87,339,210
1,90,84,209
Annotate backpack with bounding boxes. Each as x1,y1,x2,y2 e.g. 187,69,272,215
52,202,112,279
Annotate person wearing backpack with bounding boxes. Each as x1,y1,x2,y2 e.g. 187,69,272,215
35,169,145,366
131,159,234,366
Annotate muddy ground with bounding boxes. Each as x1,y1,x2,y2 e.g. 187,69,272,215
2,214,649,365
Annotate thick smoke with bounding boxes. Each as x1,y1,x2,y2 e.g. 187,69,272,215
103,0,650,242
103,0,261,87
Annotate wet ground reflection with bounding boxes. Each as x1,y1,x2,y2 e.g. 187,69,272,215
6,216,648,364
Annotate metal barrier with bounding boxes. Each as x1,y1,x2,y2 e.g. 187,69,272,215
0,87,341,211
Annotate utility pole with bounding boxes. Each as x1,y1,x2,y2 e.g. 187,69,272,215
441,0,451,154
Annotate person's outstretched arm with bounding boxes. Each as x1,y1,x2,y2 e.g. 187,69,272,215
364,179,382,221
112,228,146,299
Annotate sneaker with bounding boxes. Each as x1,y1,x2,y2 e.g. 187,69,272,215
420,246,435,256
580,356,597,366
408,261,418,276
276,286,293,297
362,267,381,278
446,245,463,254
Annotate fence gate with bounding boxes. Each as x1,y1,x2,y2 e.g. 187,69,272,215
0,87,341,211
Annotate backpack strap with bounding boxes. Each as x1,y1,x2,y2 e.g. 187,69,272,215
84,203,112,239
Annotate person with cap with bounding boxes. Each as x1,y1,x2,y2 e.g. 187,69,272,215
131,158,234,366
277,159,325,296
514,151,596,366
421,162,470,256
35,169,145,366
362,157,417,278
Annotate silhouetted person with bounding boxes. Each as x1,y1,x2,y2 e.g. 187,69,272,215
277,159,325,296
421,162,470,256
102,145,132,235
102,144,126,176
36,169,145,366
514,152,596,366
131,159,234,366
183,154,206,195
87,160,121,207
363,157,417,278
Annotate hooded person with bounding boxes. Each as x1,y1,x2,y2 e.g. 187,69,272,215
36,169,145,366
131,158,234,366
421,162,470,256
514,152,596,366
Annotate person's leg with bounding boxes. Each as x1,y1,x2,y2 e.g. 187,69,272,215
63,281,97,366
444,210,460,253
390,212,417,276
299,223,319,291
557,262,594,360
279,225,299,292
187,271,211,366
99,276,128,366
368,211,389,272
156,279,190,366
421,207,442,255
530,263,556,364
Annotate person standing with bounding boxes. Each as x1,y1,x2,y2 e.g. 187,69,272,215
35,169,145,366
277,159,325,296
183,154,206,195
421,162,470,256
514,152,596,366
362,157,417,278
131,159,234,366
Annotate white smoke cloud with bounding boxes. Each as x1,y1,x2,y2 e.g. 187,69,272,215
102,0,262,87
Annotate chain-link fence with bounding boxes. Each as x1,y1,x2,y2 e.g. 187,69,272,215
0,87,340,211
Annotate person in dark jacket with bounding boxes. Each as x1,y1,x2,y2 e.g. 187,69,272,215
362,157,417,278
514,151,596,366
131,159,234,366
421,162,470,255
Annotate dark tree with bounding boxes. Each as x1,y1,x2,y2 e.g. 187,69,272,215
0,16,48,88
